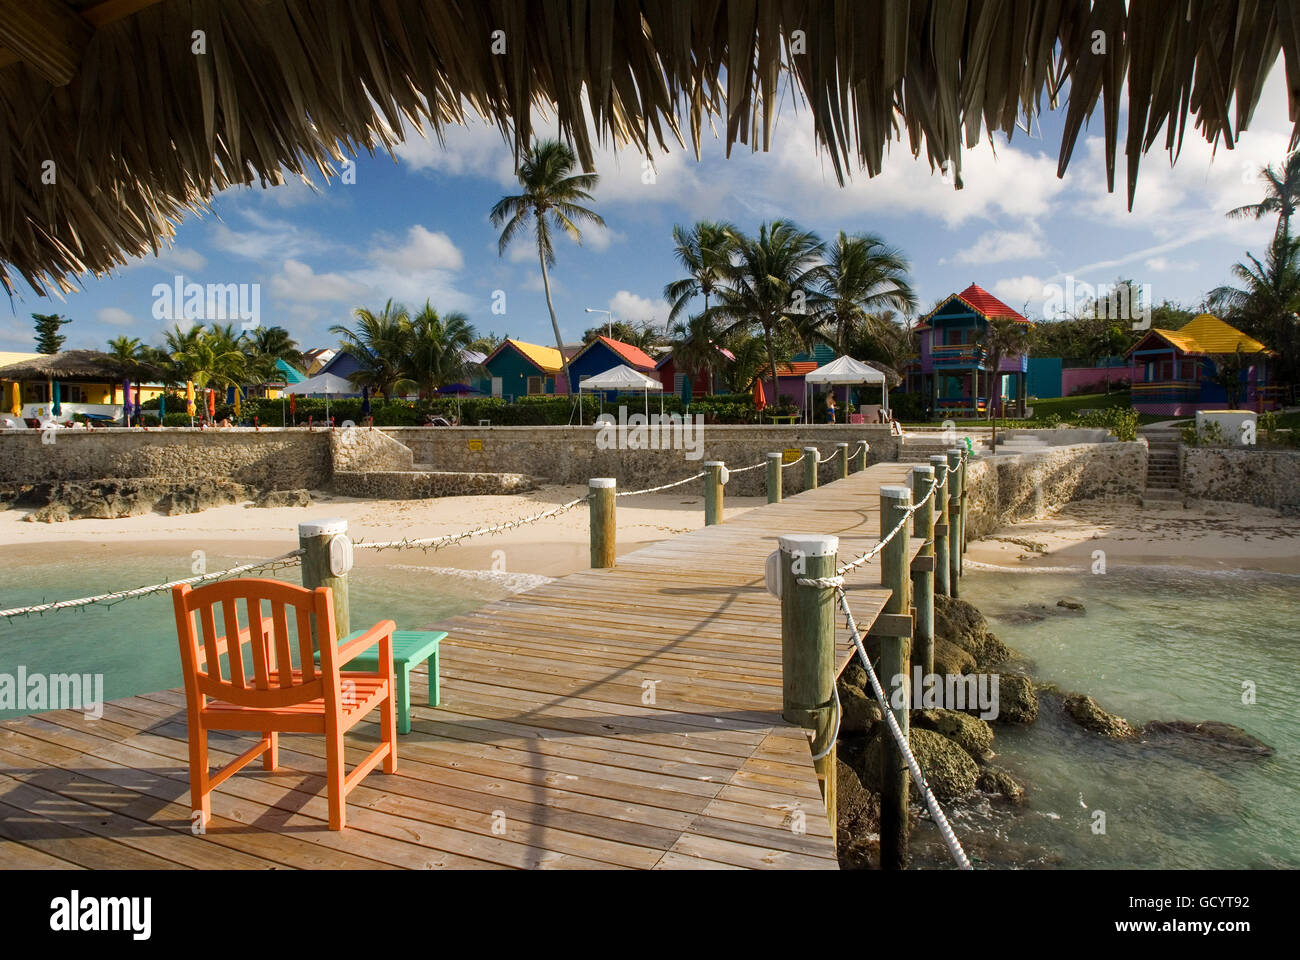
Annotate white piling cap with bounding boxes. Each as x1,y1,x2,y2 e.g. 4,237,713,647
880,484,912,500
767,451,783,459
946,448,965,456
589,478,616,488
912,464,935,476
299,518,347,537
704,460,725,467
778,534,839,557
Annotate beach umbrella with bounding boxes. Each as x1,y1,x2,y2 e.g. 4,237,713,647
207,388,215,419
185,380,195,420
680,375,692,408
158,392,166,420
233,388,242,420
361,386,371,420
751,377,766,413
8,381,19,415
121,378,130,424
134,384,142,419
52,381,62,417
436,382,477,421
289,392,296,424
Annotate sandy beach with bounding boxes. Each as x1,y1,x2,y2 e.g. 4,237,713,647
2,486,767,581
965,499,1300,576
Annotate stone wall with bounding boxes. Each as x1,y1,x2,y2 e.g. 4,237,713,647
962,441,1147,538
330,427,413,472
381,424,900,497
0,428,331,489
1181,448,1300,512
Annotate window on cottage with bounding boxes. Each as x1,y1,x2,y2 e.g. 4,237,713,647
527,376,543,395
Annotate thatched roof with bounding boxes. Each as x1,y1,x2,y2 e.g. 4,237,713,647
0,349,161,381
2,1,1297,295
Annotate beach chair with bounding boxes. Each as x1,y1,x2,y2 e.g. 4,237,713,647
171,578,398,831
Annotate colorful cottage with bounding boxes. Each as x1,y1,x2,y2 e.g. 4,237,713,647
482,338,566,399
755,360,819,411
914,283,1033,418
1127,314,1275,416
567,336,658,396
655,343,735,397
0,349,165,422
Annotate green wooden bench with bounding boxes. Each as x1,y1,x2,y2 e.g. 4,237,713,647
317,629,444,735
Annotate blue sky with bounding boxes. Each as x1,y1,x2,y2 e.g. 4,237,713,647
1,64,1292,355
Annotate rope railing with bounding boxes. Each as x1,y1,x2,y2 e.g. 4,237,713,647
781,454,805,468
837,586,973,870
0,549,306,621
614,472,707,497
353,494,592,551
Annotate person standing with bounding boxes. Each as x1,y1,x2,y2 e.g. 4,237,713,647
826,395,837,423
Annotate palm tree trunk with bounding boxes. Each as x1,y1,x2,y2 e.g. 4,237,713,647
704,291,714,395
762,321,781,421
538,243,570,394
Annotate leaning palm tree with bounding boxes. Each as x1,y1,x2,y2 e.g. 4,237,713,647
663,221,737,323
811,231,917,354
1208,229,1300,388
405,301,477,397
490,139,604,394
1227,151,1300,237
980,316,1032,446
331,300,413,399
707,221,825,408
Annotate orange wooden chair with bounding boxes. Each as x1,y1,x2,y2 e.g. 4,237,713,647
171,577,398,831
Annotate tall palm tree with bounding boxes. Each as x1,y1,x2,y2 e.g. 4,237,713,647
669,313,724,395
405,301,477,397
980,316,1032,443
1227,151,1300,237
490,139,604,394
707,221,825,408
663,221,737,324
167,325,250,420
1208,229,1300,387
106,336,141,362
811,231,917,354
330,300,413,399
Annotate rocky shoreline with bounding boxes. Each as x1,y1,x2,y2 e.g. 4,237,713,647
834,594,1275,869
1,479,314,521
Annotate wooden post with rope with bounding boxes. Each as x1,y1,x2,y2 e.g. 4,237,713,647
802,446,818,491
946,449,963,599
875,485,913,869
766,452,783,503
930,455,951,598
911,465,936,676
299,519,351,642
589,478,616,568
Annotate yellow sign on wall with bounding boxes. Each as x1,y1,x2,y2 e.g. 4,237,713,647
782,448,802,464
468,438,484,451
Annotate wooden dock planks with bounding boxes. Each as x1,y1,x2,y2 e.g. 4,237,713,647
0,462,920,870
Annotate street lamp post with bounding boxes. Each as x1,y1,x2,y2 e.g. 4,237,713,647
584,307,613,338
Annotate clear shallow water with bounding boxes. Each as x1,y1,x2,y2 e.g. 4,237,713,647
913,565,1300,869
0,546,529,720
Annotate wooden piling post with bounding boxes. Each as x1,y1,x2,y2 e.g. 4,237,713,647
851,440,869,473
802,446,818,491
911,466,936,677
704,461,725,526
299,519,351,640
877,485,913,869
589,478,616,568
959,450,969,575
929,455,951,598
778,533,839,839
766,452,783,504
836,442,850,481
946,449,963,598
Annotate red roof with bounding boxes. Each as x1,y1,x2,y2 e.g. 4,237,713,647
583,335,657,371
956,283,1030,322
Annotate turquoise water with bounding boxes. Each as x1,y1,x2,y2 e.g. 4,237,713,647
0,546,522,720
912,565,1300,869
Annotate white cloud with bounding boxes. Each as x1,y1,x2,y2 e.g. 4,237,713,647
122,245,208,273
1146,255,1198,273
608,290,670,329
271,260,367,303
948,228,1045,265
97,307,138,327
990,275,1045,310
369,225,464,272
212,210,330,262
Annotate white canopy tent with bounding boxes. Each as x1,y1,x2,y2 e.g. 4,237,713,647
804,355,889,423
283,372,357,422
578,364,664,422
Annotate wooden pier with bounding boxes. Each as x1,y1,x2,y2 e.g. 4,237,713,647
0,462,922,870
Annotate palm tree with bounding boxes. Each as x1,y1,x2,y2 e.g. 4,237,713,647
490,139,604,394
405,301,476,397
1208,229,1300,388
106,336,141,363
980,316,1032,444
167,325,250,421
330,300,413,399
663,221,737,324
1227,151,1300,237
707,221,825,409
241,325,302,385
669,313,725,395
811,231,917,354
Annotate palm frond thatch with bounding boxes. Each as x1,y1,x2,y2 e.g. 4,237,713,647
0,348,162,381
2,0,1296,295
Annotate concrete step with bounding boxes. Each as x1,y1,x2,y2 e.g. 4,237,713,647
1141,488,1183,507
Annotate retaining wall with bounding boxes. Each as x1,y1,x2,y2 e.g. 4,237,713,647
1181,447,1300,513
962,441,1147,538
